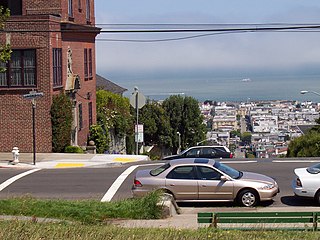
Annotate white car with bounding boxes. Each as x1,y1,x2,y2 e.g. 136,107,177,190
292,163,320,204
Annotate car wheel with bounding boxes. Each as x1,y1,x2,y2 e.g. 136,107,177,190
315,191,320,205
238,189,259,207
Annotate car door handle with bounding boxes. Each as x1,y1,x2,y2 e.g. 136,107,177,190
169,184,175,186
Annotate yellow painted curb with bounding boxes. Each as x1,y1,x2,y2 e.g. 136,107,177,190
55,163,85,168
113,157,137,163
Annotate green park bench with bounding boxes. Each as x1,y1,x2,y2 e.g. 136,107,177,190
197,212,320,231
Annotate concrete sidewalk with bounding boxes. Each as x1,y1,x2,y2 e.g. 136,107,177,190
112,206,320,229
0,152,150,169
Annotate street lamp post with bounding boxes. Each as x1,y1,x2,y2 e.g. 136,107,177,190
300,90,320,97
134,87,139,155
177,132,181,154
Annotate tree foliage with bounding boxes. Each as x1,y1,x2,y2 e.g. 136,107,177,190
96,90,132,138
0,6,11,72
162,95,206,153
88,125,109,154
139,100,172,148
241,132,252,145
51,94,73,152
287,123,320,157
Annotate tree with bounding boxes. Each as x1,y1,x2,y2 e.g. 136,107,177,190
96,90,133,153
163,95,206,153
51,94,73,152
139,100,172,149
287,132,320,157
0,6,11,71
241,132,252,145
287,117,320,157
96,90,132,138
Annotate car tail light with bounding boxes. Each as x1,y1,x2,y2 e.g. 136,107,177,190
296,178,302,187
230,153,233,158
134,179,142,187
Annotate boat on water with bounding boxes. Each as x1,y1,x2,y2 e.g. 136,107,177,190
241,78,251,82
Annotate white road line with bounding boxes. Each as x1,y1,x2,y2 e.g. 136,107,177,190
221,161,257,164
273,160,320,163
100,163,163,202
0,169,41,192
101,165,139,202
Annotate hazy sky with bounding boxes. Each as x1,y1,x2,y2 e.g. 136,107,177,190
94,0,320,100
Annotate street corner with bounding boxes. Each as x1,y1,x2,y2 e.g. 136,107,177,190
0,161,37,169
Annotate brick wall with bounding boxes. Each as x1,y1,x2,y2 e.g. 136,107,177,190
0,1,99,153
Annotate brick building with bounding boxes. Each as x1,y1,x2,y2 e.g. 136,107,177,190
0,0,100,152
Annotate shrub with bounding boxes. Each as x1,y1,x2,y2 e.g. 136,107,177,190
64,146,84,153
51,94,73,152
88,125,109,154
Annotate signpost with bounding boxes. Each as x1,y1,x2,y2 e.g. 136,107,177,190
23,90,44,165
130,87,146,154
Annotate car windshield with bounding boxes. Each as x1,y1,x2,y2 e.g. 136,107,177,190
213,161,242,179
150,163,171,176
307,163,320,174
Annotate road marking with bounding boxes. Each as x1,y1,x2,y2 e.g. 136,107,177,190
100,163,163,202
273,160,320,163
55,163,85,168
101,165,139,202
221,161,257,164
113,157,138,163
0,169,41,192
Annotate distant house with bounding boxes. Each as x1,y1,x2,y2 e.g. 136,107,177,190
96,74,127,95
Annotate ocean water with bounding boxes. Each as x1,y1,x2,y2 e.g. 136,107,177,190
122,74,320,103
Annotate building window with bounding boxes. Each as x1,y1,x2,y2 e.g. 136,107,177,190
84,49,88,79
88,102,92,126
84,48,92,80
86,0,90,21
0,0,22,15
88,49,92,78
68,0,73,17
78,103,83,130
53,48,62,88
0,49,36,88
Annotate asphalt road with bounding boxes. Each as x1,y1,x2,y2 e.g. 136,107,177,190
0,159,319,208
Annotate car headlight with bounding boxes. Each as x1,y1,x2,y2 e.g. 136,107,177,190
258,184,275,190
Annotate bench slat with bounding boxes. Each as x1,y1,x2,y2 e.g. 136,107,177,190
197,212,320,230
217,218,313,223
215,212,316,218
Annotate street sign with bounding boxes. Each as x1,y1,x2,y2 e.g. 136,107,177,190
23,91,44,100
130,92,146,109
135,124,144,143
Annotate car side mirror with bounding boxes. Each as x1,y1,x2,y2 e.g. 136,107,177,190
220,175,229,181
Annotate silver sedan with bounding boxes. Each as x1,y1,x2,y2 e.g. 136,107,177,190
132,158,279,207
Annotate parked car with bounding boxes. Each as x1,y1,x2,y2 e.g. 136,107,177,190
163,146,233,160
132,158,279,207
292,163,320,204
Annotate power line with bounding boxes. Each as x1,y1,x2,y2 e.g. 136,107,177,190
3,24,320,33
3,23,320,43
96,30,252,42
